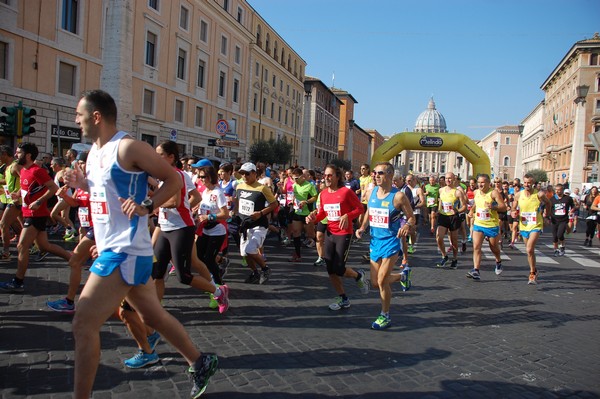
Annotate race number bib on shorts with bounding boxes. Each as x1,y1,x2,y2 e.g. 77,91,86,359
239,198,255,216
442,201,453,214
427,197,436,207
324,203,341,221
476,209,490,221
78,207,91,227
521,211,537,225
90,187,109,224
369,207,389,228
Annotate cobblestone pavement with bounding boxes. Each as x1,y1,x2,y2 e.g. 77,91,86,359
1,223,600,398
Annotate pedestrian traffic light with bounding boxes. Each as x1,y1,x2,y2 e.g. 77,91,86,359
0,106,17,135
21,107,36,136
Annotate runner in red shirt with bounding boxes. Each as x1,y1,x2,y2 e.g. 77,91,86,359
306,164,369,311
0,143,72,292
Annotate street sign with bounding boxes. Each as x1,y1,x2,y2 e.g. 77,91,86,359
216,119,229,136
170,129,177,141
217,138,240,147
216,146,225,153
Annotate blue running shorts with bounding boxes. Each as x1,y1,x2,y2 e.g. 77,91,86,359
473,224,500,238
370,235,401,262
90,250,153,286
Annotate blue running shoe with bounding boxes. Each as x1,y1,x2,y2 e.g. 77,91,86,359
0,278,24,293
124,350,159,369
466,268,481,280
328,296,350,311
400,266,412,291
47,298,75,313
147,331,161,351
436,256,449,268
371,314,391,330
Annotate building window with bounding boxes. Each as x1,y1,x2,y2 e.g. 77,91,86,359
61,0,78,34
218,71,226,97
234,46,241,64
285,110,288,125
141,134,156,147
587,150,598,164
255,62,260,77
217,112,224,121
148,0,159,11
272,75,276,87
58,61,76,95
223,0,229,12
177,48,186,80
236,7,243,23
175,99,184,123
270,102,274,119
0,41,7,80
143,89,154,115
591,53,599,66
193,145,205,157
197,59,205,88
200,20,208,43
264,68,268,82
145,31,157,67
195,106,204,127
256,25,261,47
220,35,228,56
505,137,510,145
262,98,266,115
503,156,510,167
179,6,189,30
278,106,282,122
233,78,239,103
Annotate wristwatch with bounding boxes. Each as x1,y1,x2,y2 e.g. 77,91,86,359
141,198,154,213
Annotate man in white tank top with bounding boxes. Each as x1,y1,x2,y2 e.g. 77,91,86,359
66,90,218,398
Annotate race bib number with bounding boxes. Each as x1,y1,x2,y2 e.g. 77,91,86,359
554,204,566,216
427,197,435,207
369,207,389,228
158,210,168,224
442,201,453,214
286,192,294,205
78,207,91,227
239,198,255,216
90,187,109,224
324,203,341,221
521,211,537,225
476,209,490,221
293,198,301,211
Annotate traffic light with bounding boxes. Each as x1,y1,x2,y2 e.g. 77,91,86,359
21,107,36,136
0,106,17,135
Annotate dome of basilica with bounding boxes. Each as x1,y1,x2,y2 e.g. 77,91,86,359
414,98,448,133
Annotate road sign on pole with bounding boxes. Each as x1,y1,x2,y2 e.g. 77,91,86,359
170,129,177,141
216,119,229,136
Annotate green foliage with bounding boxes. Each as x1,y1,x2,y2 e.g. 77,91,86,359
330,158,351,171
527,169,548,183
248,140,275,164
249,139,293,166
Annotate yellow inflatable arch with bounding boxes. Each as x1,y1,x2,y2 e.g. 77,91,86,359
371,132,491,177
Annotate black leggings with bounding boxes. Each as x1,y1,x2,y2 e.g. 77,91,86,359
586,219,597,239
551,220,568,243
152,226,196,284
196,233,226,285
323,231,352,277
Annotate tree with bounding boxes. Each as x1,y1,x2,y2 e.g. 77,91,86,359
330,158,351,171
248,140,275,164
270,139,293,167
527,169,548,183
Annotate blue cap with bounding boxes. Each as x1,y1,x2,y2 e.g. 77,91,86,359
191,158,212,168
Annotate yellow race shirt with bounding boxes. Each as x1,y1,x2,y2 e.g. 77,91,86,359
439,187,457,216
518,190,543,232
474,189,498,228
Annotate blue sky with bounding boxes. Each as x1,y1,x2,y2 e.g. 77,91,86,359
249,0,599,140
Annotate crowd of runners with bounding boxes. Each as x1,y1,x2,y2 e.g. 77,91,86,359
0,89,595,397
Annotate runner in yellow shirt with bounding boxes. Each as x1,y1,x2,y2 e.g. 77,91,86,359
513,173,551,285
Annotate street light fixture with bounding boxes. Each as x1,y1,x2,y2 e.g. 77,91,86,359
575,85,590,105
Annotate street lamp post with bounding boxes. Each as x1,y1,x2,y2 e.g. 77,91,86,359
569,84,589,190
301,81,312,168
493,140,499,180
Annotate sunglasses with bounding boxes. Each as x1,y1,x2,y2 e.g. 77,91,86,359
292,176,302,180
374,171,387,175
323,173,334,178
198,175,207,179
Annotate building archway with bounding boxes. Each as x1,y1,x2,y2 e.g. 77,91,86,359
371,132,490,177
